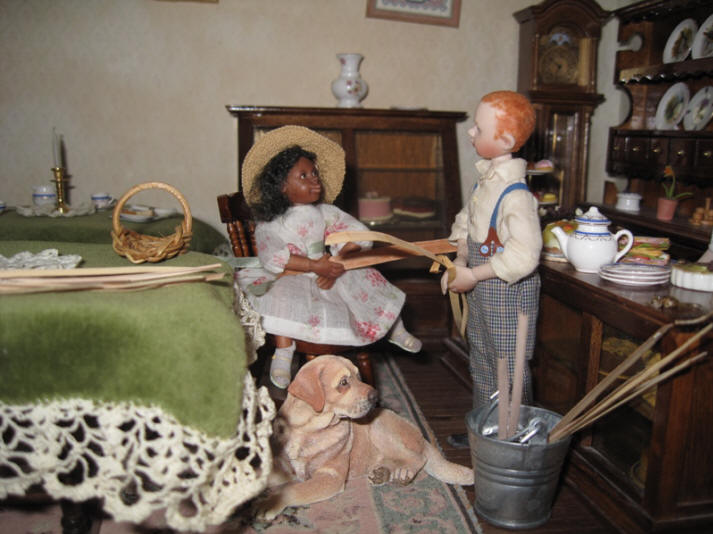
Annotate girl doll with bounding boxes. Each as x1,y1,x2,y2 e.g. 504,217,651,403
237,126,421,388
442,91,541,444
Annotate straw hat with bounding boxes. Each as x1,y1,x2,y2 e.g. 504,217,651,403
241,125,346,206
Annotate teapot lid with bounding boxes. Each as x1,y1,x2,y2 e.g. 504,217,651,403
575,206,610,225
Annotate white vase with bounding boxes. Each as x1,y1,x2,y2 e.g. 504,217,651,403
331,53,368,108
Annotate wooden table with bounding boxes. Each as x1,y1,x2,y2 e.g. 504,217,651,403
0,241,272,532
0,210,227,255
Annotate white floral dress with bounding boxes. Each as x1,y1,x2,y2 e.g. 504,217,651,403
236,204,405,346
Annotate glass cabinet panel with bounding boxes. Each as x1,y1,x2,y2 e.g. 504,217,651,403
533,294,584,416
354,131,444,240
591,324,657,490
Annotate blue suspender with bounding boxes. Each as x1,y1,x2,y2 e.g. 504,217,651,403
489,183,529,229
474,182,530,256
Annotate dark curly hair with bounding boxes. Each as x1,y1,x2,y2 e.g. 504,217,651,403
250,146,321,221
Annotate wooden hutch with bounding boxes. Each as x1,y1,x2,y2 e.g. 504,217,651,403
602,0,713,260
531,1,713,532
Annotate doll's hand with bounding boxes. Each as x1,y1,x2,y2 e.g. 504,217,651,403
443,265,478,294
311,253,345,279
316,275,337,290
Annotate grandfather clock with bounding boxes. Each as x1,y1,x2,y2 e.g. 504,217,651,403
514,0,608,211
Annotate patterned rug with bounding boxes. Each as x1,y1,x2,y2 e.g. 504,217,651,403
0,355,481,534
215,355,482,534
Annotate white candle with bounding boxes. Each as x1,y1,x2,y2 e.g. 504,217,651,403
52,128,60,168
59,134,65,169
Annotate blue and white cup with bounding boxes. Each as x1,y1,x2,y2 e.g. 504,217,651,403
33,185,57,206
91,192,114,210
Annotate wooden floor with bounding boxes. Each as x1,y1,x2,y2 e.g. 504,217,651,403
391,346,619,534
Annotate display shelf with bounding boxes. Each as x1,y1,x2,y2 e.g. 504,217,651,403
606,0,713,257
618,57,713,83
596,203,708,260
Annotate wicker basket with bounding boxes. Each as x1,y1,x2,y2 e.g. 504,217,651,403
111,182,193,264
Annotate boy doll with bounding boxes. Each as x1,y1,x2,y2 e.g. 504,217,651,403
442,91,541,445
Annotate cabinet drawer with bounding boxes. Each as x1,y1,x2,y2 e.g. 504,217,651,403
668,138,695,168
626,136,648,164
695,139,713,170
649,136,667,166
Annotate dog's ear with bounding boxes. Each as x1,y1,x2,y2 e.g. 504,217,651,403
287,362,325,413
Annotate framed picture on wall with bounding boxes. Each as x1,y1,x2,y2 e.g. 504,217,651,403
366,0,461,28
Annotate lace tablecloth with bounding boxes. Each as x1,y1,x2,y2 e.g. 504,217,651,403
0,377,275,531
0,241,274,531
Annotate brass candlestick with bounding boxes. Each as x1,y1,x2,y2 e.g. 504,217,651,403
51,167,69,214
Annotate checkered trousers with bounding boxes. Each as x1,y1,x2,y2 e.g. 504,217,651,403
466,237,540,411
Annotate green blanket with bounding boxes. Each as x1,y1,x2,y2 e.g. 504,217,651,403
0,241,246,438
0,210,227,254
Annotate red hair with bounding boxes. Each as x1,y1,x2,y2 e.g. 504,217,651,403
480,91,535,152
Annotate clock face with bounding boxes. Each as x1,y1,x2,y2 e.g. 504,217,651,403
538,29,580,85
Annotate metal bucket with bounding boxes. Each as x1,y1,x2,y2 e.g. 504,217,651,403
466,404,572,530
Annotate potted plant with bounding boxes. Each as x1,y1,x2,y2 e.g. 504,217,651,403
657,165,692,221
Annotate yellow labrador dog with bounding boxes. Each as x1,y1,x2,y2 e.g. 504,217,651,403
257,355,473,520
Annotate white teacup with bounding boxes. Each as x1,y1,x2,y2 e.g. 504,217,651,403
33,185,57,206
91,192,114,209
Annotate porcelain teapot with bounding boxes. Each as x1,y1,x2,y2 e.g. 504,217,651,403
551,207,633,273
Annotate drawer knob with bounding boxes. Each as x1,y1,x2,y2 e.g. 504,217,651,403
652,147,661,154
704,150,712,158
677,150,685,157
632,146,640,152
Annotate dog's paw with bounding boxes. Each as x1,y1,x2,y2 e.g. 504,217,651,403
368,466,391,486
253,493,286,521
392,467,416,486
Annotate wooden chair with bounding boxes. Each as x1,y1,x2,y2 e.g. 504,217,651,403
217,192,374,385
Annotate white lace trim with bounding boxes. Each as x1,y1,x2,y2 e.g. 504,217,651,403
0,373,276,532
16,202,97,217
0,248,82,270
233,273,265,365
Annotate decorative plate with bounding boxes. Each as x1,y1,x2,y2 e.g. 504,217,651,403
599,263,671,286
663,18,697,63
120,205,177,223
599,272,669,287
95,198,117,211
683,86,713,130
600,263,671,277
654,82,690,130
692,13,713,59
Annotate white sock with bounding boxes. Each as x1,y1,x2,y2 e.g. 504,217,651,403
270,342,296,388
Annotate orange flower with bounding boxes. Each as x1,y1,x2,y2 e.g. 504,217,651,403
661,165,692,200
